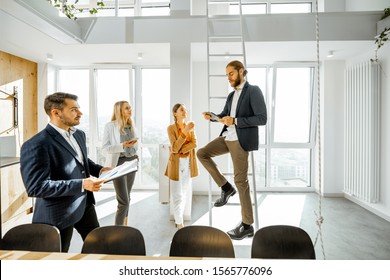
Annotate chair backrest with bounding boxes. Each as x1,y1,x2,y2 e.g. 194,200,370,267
169,225,235,258
251,225,316,259
1,223,61,252
81,225,146,256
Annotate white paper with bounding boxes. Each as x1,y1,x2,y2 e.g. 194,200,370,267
99,158,138,183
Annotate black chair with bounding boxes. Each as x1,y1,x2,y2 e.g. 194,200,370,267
169,225,235,258
1,223,61,252
251,225,316,259
81,225,146,256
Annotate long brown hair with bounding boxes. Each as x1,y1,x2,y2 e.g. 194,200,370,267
172,103,184,122
111,101,133,134
226,60,248,77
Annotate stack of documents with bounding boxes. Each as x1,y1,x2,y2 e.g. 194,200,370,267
99,158,138,183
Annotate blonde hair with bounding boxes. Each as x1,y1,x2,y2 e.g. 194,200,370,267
111,101,133,134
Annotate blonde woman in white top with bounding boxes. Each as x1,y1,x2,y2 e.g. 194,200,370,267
102,101,138,225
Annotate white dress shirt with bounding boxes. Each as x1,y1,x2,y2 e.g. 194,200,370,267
49,122,84,164
223,78,246,141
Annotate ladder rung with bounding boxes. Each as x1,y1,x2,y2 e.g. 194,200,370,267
208,38,243,43
222,172,254,176
208,0,240,3
209,35,242,40
211,202,258,207
209,53,243,57
208,15,241,21
207,37,243,42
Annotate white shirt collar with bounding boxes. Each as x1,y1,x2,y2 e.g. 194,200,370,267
49,122,76,137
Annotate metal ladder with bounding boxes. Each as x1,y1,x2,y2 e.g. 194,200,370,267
206,0,259,230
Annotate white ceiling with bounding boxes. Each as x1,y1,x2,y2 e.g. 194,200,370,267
0,2,377,67
0,9,171,66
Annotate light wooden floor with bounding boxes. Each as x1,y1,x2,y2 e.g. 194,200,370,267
64,189,390,260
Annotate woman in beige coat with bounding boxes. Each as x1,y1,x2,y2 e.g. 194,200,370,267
165,103,198,229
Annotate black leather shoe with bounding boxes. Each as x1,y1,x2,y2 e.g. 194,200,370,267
214,187,237,207
227,223,254,240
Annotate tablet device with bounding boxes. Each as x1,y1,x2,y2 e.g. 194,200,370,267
205,112,220,122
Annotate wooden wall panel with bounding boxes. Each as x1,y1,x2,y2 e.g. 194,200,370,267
0,51,38,141
1,51,36,229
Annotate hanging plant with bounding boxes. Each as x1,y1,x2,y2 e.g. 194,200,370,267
371,7,390,62
372,27,390,62
47,0,105,20
381,8,390,20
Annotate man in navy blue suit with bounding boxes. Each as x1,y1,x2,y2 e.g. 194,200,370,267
20,92,111,252
197,60,267,240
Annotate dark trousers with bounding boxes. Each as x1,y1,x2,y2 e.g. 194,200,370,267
113,156,137,225
59,202,99,252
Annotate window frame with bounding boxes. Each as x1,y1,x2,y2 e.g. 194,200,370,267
71,0,171,17
248,62,317,191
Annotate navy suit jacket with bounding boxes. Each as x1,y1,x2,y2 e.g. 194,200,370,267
20,124,103,230
218,81,267,151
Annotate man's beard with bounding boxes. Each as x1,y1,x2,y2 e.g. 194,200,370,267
232,75,241,88
59,115,79,127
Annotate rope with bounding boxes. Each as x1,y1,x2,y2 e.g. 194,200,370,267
313,0,326,260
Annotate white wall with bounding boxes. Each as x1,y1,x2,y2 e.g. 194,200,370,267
170,42,191,116
321,60,345,196
191,60,210,193
319,0,389,12
171,0,190,12
378,43,390,221
85,17,127,44
320,0,345,12
346,0,390,12
37,63,50,132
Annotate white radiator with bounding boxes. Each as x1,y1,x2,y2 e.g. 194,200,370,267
344,61,380,203
159,144,170,204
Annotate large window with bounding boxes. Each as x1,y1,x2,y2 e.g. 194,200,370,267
207,0,313,15
273,67,312,143
210,64,315,190
56,66,168,190
55,63,314,190
58,69,90,141
268,64,316,189
243,64,315,189
247,67,269,188
64,0,170,17
95,68,133,165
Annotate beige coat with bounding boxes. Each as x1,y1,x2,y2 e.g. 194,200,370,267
165,123,198,181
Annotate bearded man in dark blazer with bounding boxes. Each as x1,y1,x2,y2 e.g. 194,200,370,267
197,60,267,240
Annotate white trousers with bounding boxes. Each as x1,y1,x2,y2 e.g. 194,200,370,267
170,157,191,225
